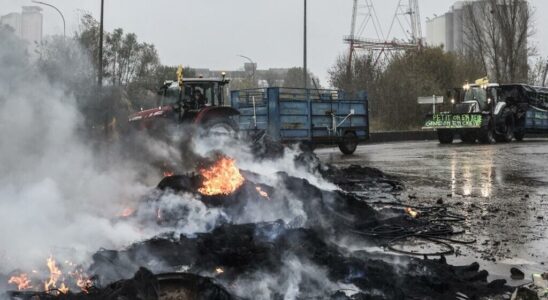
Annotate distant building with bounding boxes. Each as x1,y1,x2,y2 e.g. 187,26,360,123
0,6,43,51
0,12,21,36
426,0,529,81
21,6,43,46
426,0,528,53
194,65,290,88
425,1,472,53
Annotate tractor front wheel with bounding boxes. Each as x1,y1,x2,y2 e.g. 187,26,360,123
478,122,496,144
203,118,239,137
437,130,454,144
461,131,477,144
495,109,514,143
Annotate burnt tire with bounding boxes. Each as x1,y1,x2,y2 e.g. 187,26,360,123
437,130,454,144
338,131,358,155
203,118,238,137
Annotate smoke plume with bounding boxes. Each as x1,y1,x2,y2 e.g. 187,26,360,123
0,27,157,273
0,26,349,299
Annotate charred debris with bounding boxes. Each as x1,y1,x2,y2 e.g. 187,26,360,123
3,142,512,300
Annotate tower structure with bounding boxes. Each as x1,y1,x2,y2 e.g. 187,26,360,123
345,0,422,68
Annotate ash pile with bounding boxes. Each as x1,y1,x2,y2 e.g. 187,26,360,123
2,141,511,300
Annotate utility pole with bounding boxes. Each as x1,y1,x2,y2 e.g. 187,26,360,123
303,0,307,90
98,0,104,87
98,0,107,137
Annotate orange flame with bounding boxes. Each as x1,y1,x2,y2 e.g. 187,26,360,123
256,186,269,199
163,170,174,177
405,207,419,218
59,282,69,294
7,257,94,294
198,157,245,196
8,273,32,290
118,207,135,218
44,256,62,292
71,268,93,294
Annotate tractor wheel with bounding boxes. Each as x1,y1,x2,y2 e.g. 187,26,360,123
203,118,238,137
437,130,454,144
495,110,514,143
478,121,496,144
461,131,477,144
338,131,358,155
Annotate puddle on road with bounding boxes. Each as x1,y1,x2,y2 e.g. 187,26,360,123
424,148,548,198
318,140,548,284
448,149,495,197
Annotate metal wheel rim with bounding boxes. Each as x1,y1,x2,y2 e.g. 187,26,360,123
344,134,357,151
208,123,234,135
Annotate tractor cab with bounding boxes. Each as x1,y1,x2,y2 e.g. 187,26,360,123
129,74,239,135
449,78,499,114
157,77,230,110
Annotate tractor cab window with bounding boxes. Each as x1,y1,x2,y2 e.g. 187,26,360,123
158,82,180,106
157,81,223,108
183,82,220,107
464,87,488,110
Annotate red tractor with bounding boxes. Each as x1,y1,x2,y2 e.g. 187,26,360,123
129,73,239,136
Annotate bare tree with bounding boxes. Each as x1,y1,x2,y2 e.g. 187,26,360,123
329,47,484,131
329,52,380,94
463,0,532,83
528,57,548,86
282,67,318,88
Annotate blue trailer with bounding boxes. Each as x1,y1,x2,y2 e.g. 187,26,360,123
524,87,548,134
230,87,368,154
525,107,548,132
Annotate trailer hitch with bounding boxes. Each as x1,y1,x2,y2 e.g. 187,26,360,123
326,109,355,136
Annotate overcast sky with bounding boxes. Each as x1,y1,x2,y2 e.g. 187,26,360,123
2,0,547,87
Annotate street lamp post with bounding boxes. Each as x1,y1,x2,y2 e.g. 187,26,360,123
303,0,307,90
31,0,65,38
543,63,548,87
237,54,256,83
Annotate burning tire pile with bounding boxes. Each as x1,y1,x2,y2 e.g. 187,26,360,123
2,142,512,300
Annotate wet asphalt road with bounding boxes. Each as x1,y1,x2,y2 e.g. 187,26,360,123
316,138,548,284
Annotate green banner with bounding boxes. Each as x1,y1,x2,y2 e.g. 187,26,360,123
424,113,482,129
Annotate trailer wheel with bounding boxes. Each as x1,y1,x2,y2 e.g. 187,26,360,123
203,118,238,137
437,130,454,144
338,131,358,155
478,122,496,144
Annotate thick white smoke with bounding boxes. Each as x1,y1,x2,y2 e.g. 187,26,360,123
0,30,157,273
0,26,358,298
229,255,360,299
